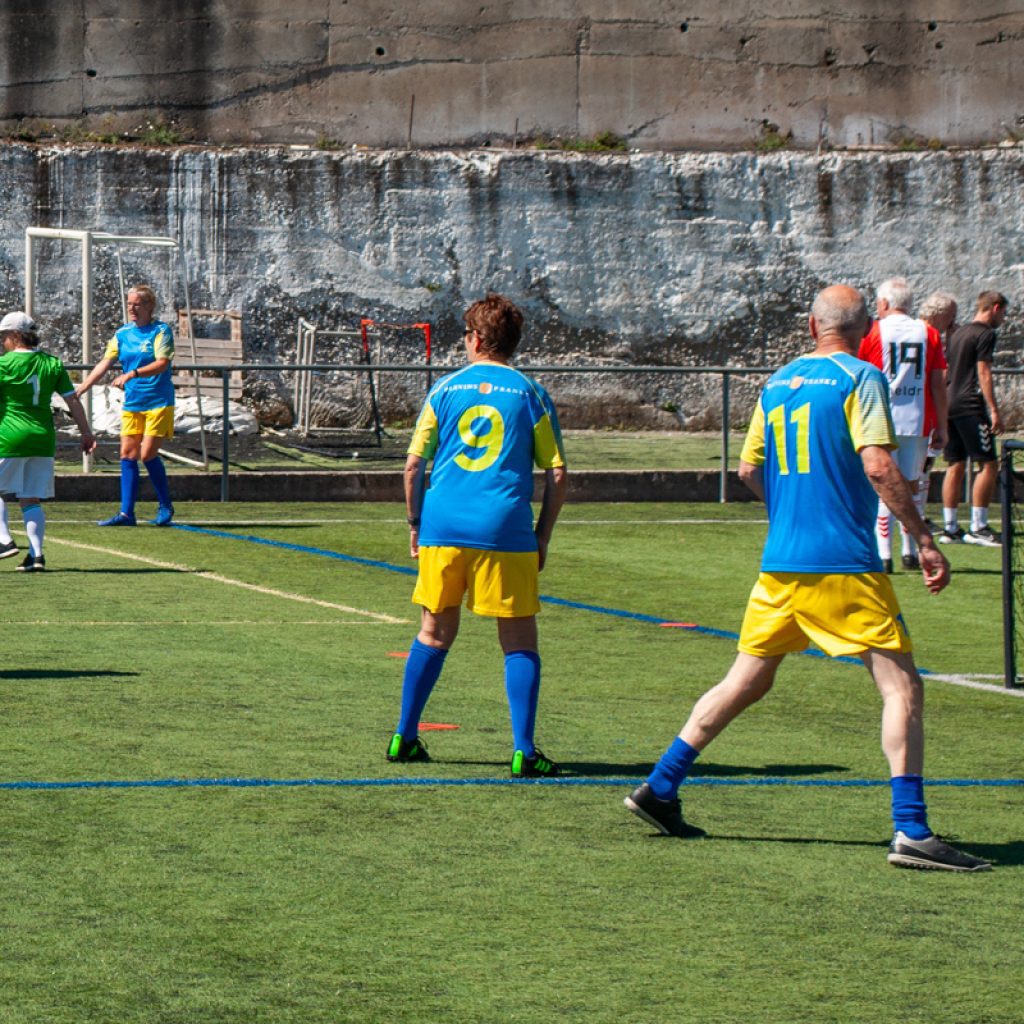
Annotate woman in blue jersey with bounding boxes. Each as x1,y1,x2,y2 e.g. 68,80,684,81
386,294,569,777
77,284,176,526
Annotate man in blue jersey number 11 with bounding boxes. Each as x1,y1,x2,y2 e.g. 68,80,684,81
386,293,568,777
626,284,990,872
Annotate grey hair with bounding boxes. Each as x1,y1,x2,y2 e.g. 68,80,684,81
877,276,913,312
810,288,868,335
918,291,957,322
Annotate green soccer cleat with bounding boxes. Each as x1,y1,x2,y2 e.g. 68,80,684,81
511,748,560,778
386,733,430,763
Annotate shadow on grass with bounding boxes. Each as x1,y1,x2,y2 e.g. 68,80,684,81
944,566,1002,576
560,760,849,778
636,832,1023,865
42,568,189,575
447,760,849,778
0,669,139,680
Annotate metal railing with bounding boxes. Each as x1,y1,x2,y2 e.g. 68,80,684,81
63,361,1024,503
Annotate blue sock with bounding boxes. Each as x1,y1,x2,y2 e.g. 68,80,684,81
395,638,448,739
144,456,172,509
891,774,931,839
120,459,140,516
647,737,701,801
504,650,541,756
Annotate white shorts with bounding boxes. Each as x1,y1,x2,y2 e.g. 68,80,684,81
0,457,55,499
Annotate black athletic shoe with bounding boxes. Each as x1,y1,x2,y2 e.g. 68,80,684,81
882,558,894,574
16,554,45,572
624,782,707,838
887,831,991,872
511,748,559,778
386,733,430,763
0,540,18,559
901,553,920,570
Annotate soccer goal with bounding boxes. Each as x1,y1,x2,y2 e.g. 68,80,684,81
292,317,431,443
24,226,209,469
999,439,1024,688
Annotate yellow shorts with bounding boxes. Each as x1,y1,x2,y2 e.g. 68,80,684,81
413,546,540,618
738,571,912,658
122,406,174,438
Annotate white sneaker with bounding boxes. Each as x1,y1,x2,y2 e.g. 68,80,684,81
964,526,1001,547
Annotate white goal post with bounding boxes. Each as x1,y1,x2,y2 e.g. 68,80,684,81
24,227,208,469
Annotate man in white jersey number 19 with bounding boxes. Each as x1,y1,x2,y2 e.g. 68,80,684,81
858,277,948,572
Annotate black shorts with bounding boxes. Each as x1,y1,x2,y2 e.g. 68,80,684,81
944,412,996,464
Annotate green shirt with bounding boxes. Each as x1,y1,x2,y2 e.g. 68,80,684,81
0,349,75,457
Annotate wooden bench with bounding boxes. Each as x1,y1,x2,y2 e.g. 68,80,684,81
173,309,244,401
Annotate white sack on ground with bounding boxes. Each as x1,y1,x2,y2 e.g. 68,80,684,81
55,386,258,436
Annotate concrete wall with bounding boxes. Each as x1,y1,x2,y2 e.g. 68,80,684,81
1,143,1021,429
1,2,1022,149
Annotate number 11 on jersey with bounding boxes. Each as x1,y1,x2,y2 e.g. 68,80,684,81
766,402,811,475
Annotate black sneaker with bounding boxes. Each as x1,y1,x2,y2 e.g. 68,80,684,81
937,526,965,544
0,540,18,559
887,831,991,872
385,733,430,763
16,554,45,572
624,782,706,838
882,558,893,574
511,748,559,778
901,553,920,570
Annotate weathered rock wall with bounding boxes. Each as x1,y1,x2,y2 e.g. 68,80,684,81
0,144,1021,428
1,2,1022,150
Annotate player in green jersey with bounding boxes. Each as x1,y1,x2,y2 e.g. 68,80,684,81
0,312,96,571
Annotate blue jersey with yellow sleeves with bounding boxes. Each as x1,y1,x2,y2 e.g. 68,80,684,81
103,320,175,412
740,352,896,573
408,361,566,552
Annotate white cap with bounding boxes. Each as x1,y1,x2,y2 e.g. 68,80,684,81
0,311,38,334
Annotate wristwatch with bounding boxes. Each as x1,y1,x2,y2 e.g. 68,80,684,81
407,516,421,527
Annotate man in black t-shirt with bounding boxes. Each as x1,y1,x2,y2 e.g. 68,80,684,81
939,290,1010,546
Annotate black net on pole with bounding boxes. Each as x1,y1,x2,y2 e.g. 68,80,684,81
1000,440,1024,688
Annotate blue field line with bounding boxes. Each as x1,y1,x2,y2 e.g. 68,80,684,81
171,524,873,663
173,524,419,575
2,775,1021,792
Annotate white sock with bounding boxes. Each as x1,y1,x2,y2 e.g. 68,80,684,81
22,503,45,558
943,508,958,531
914,477,928,520
971,507,989,532
0,498,11,545
876,509,893,560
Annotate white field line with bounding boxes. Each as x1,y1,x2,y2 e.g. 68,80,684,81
925,673,1024,697
40,536,409,624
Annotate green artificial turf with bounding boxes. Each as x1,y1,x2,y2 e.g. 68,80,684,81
0,502,1019,1023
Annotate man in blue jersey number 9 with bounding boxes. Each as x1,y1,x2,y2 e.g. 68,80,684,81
386,294,568,778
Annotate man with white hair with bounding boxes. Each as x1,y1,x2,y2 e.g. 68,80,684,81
916,292,959,526
858,277,948,571
625,284,989,872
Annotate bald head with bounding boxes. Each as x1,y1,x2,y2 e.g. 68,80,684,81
809,285,868,351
